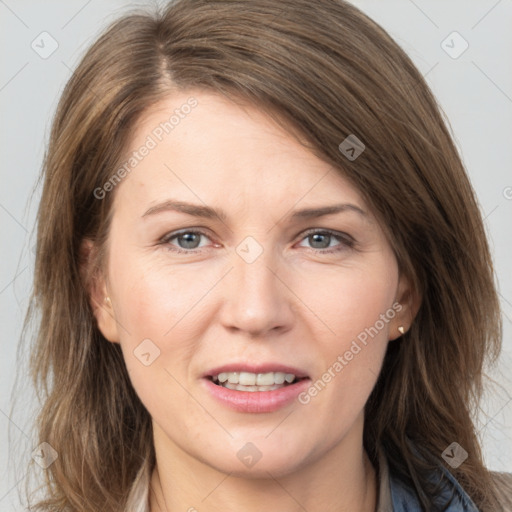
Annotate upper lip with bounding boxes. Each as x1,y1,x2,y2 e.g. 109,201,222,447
204,363,310,379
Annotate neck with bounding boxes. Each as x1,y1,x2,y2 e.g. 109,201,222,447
149,417,377,512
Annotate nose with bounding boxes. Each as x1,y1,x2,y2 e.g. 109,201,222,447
219,247,295,338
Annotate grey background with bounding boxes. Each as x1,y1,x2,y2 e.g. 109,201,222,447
1,0,511,508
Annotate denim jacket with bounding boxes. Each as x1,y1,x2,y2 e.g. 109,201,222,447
377,447,512,512
388,470,478,511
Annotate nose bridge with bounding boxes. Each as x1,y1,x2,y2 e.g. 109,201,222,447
220,235,292,335
236,245,275,296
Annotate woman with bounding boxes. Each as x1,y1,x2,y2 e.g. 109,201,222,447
26,0,512,510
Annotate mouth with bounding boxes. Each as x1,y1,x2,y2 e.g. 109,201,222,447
208,371,307,392
203,366,312,413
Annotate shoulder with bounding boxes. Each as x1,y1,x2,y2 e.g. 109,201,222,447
490,471,512,509
380,445,508,512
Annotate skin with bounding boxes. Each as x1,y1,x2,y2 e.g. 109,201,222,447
87,90,416,512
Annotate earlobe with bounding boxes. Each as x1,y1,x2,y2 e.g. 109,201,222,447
80,239,120,344
389,273,421,341
93,293,120,344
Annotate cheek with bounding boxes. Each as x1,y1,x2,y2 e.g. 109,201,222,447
110,249,210,339
106,249,213,399
300,259,398,346
109,256,211,423
296,261,397,412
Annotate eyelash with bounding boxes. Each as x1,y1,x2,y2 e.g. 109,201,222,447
160,228,356,255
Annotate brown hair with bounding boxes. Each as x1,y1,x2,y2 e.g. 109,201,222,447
22,0,503,510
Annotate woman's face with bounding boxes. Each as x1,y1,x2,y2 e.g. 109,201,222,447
91,90,411,477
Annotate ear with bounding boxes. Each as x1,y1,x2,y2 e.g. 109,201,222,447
80,239,120,344
388,271,421,341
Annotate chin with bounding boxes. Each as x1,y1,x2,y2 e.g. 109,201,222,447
201,441,310,479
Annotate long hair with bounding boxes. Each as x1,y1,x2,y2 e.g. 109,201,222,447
23,0,502,510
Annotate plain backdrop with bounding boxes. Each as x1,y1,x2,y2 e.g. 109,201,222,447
1,0,511,508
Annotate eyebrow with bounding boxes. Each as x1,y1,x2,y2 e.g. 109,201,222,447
142,199,367,222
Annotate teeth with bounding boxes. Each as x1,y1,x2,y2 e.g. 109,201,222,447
223,382,287,392
256,372,275,386
227,372,239,384
239,372,256,386
274,372,285,384
212,371,298,387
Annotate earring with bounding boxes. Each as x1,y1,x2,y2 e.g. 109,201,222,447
104,296,112,306
398,326,405,335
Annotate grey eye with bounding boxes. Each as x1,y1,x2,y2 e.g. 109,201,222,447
175,232,203,249
308,233,333,249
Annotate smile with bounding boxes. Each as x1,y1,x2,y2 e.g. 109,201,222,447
210,371,300,392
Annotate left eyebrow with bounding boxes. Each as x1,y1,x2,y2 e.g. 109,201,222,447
141,199,367,222
289,203,367,220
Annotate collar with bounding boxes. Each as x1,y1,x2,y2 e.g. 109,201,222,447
376,446,479,511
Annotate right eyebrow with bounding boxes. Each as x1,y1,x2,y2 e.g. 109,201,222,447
142,200,228,221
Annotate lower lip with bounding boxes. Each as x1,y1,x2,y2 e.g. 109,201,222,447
202,377,311,413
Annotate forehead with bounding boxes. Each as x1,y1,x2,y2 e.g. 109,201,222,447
114,90,367,215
